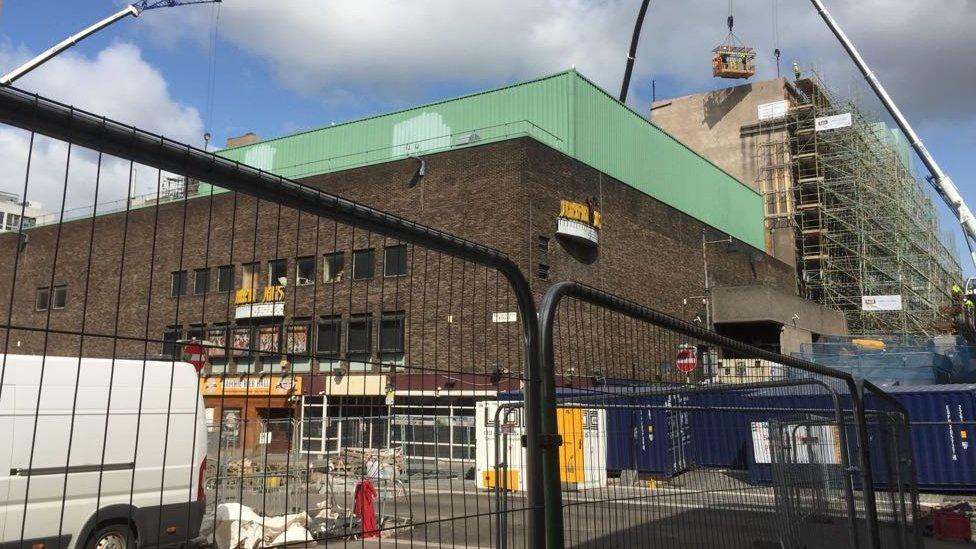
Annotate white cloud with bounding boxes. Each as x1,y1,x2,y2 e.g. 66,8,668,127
0,41,204,214
142,0,975,123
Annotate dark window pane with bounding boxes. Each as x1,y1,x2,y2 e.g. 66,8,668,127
380,312,404,352
268,259,287,286
347,314,372,353
323,252,344,283
296,257,315,286
52,286,67,309
217,265,233,292
352,249,374,280
171,271,187,297
35,288,49,311
383,245,407,277
317,317,341,355
163,328,181,358
194,268,209,295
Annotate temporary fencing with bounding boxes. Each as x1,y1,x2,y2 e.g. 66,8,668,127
0,85,922,549
0,85,545,549
535,282,921,548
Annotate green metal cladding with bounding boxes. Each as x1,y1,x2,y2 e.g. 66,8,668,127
218,70,765,249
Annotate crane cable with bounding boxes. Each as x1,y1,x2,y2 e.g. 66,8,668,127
772,0,782,77
204,1,221,150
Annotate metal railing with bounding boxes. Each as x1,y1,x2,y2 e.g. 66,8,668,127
0,85,549,548
536,282,920,548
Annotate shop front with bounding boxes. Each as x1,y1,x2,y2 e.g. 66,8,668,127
200,374,305,455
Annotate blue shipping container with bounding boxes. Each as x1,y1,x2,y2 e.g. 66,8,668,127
604,393,692,475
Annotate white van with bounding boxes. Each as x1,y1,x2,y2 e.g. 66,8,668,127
0,355,207,549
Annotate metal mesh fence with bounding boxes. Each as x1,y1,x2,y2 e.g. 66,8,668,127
536,282,921,549
0,86,543,548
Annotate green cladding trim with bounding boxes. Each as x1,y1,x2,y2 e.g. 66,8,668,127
218,70,765,249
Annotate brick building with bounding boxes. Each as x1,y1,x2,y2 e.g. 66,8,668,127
0,70,845,458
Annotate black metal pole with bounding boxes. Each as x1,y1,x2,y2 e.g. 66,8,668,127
619,0,652,103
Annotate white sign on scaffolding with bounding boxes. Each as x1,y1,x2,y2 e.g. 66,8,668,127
758,100,789,121
815,113,852,132
861,295,903,311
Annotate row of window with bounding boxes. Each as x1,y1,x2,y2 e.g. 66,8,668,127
170,245,408,297
1,212,36,232
166,311,406,362
35,285,67,311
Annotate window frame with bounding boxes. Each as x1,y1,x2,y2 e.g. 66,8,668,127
35,287,50,311
171,270,187,297
193,268,210,295
216,265,234,293
352,249,375,281
268,259,287,287
347,313,373,355
383,245,408,277
323,252,345,283
51,285,67,310
296,256,316,286
316,316,342,357
241,262,259,292
379,311,405,353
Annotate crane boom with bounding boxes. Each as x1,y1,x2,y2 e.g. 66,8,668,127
809,0,976,271
0,1,220,87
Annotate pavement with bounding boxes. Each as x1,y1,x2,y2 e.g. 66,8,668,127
202,468,954,548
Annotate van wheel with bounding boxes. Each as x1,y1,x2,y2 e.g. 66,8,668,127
86,523,134,549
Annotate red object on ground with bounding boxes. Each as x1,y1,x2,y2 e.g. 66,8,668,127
354,479,379,538
933,509,972,542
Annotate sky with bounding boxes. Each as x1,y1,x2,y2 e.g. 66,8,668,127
1,0,975,273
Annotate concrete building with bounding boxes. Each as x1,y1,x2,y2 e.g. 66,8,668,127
0,70,845,458
652,76,961,336
0,191,48,232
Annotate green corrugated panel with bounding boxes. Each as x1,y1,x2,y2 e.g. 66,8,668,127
218,70,765,249
569,73,765,249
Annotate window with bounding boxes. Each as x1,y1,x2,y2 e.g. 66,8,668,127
323,252,344,283
51,285,67,309
35,287,49,311
537,263,551,280
316,316,341,356
171,271,187,297
347,314,373,370
537,235,550,252
193,268,210,295
352,249,375,280
241,263,258,291
268,259,287,286
296,257,315,286
383,245,408,277
380,312,405,366
217,265,234,293
163,327,182,358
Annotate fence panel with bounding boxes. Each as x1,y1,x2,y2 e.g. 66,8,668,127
0,86,546,548
537,282,920,549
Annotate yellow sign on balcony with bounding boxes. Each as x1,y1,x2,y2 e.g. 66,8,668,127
235,285,285,305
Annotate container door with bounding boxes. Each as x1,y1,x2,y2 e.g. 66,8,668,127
557,409,584,484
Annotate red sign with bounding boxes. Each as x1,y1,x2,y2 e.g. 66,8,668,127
676,347,697,373
182,342,207,373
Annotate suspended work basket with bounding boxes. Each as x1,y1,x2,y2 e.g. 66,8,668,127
712,40,756,79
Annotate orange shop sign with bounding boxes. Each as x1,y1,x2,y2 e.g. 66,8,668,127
200,375,302,396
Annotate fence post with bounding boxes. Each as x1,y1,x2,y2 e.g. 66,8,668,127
851,379,882,548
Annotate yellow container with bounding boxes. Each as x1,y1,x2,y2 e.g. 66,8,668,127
482,469,519,492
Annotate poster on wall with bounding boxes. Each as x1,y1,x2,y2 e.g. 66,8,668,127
207,328,227,357
232,328,251,356
258,325,280,353
287,324,309,354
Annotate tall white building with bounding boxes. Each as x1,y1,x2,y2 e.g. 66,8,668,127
0,191,50,232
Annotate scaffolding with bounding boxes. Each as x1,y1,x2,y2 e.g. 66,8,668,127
781,75,961,336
